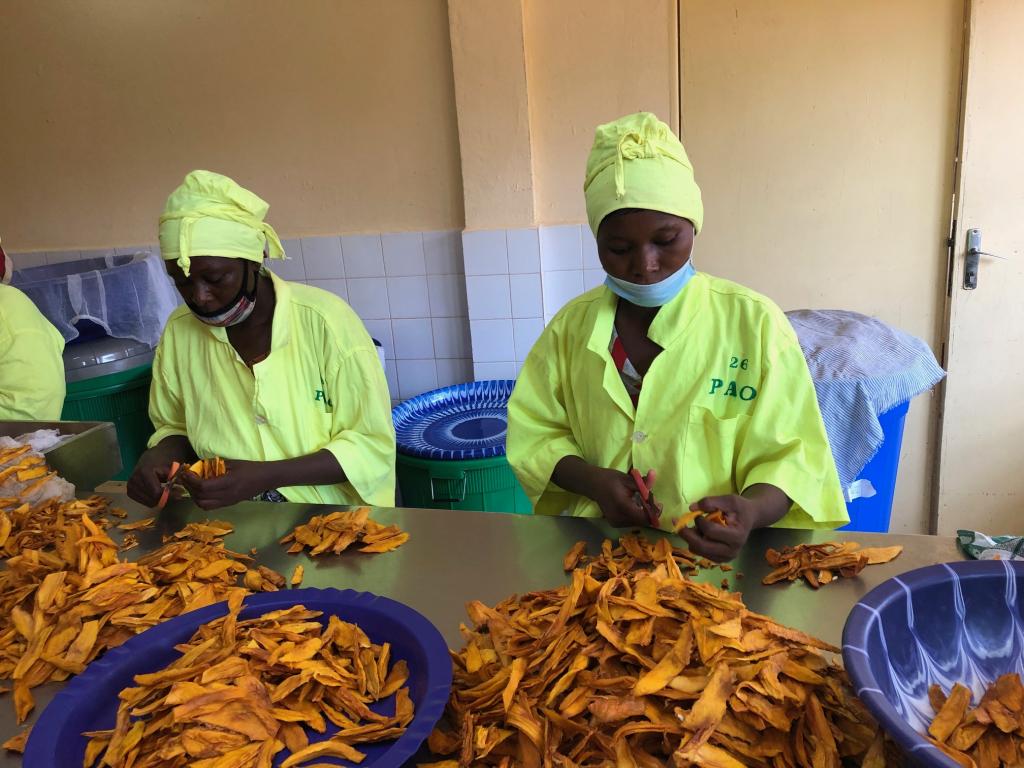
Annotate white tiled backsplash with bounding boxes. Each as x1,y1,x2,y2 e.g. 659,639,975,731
13,224,603,402
462,224,600,381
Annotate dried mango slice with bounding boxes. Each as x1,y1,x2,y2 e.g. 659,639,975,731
281,509,408,558
427,535,886,766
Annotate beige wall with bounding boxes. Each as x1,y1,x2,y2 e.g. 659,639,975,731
448,0,535,231
0,0,463,251
680,0,965,533
525,0,679,226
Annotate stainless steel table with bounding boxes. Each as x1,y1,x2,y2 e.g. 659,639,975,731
0,494,962,763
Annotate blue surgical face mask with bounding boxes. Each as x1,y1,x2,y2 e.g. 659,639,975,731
604,258,696,308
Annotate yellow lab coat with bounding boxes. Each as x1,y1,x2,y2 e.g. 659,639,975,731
0,285,66,421
507,273,847,529
148,271,396,507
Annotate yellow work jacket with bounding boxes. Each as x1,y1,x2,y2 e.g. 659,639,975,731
0,285,66,421
148,272,396,507
507,273,847,529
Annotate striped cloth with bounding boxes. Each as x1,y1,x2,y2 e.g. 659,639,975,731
786,310,946,488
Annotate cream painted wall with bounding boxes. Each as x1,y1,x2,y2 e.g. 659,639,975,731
448,0,535,231
0,0,463,251
524,0,680,226
680,0,965,533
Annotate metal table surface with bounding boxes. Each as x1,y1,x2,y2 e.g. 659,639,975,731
0,494,963,764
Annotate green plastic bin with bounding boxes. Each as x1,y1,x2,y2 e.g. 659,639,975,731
61,338,155,481
392,380,530,514
396,453,531,513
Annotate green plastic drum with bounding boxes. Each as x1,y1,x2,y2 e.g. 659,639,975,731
395,452,531,513
61,338,155,481
392,380,531,514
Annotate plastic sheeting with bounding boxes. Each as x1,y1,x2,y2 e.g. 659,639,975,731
11,251,179,348
787,309,946,487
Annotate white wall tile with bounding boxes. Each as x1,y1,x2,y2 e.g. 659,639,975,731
466,274,511,320
507,228,541,274
272,238,307,281
470,319,515,362
302,236,345,279
474,361,517,381
382,232,426,276
584,268,606,291
347,277,390,319
436,358,473,388
427,274,468,318
513,317,544,361
397,359,438,400
540,225,582,271
581,225,601,269
384,359,400,397
361,318,394,357
308,278,348,302
341,234,385,278
10,252,48,271
387,276,430,319
510,273,543,319
431,317,471,359
392,318,435,360
423,230,464,275
542,269,584,318
463,230,508,275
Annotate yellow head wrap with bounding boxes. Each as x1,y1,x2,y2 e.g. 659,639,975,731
158,170,286,276
583,112,703,236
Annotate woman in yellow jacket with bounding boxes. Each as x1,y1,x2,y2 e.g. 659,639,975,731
0,244,66,421
507,113,846,562
127,170,395,511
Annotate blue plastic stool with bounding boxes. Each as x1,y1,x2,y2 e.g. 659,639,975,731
839,400,910,533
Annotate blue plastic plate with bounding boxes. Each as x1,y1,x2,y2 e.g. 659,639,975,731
25,588,452,768
842,560,1024,768
392,379,515,460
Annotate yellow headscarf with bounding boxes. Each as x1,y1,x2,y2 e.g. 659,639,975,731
583,112,703,236
158,170,286,276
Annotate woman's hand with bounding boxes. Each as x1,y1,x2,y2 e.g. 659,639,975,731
126,437,194,508
588,467,654,527
552,456,661,528
177,459,268,510
676,494,758,562
677,484,791,562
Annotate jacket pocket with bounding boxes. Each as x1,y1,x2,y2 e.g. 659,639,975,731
681,405,748,504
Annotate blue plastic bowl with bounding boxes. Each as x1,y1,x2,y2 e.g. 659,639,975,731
25,588,453,768
842,560,1024,767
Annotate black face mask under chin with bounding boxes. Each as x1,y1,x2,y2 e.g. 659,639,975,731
188,262,260,327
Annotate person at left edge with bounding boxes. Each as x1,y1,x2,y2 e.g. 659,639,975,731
0,239,66,421
126,170,396,511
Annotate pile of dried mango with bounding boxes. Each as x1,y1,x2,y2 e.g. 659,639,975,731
281,507,409,556
763,541,903,589
426,535,901,767
0,443,73,509
83,590,415,768
0,495,284,725
927,674,1024,767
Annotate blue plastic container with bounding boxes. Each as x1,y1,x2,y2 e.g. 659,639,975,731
839,400,910,533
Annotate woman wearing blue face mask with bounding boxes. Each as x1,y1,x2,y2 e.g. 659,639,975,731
126,170,396,512
507,113,847,562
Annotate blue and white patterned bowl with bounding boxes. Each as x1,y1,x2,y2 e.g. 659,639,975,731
843,560,1024,767
392,380,515,461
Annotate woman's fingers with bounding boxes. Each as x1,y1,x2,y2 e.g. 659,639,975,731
677,526,736,562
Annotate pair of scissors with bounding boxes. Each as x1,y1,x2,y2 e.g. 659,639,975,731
629,468,661,527
155,461,185,511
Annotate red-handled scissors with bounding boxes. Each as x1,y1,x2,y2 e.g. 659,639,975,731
629,468,661,527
